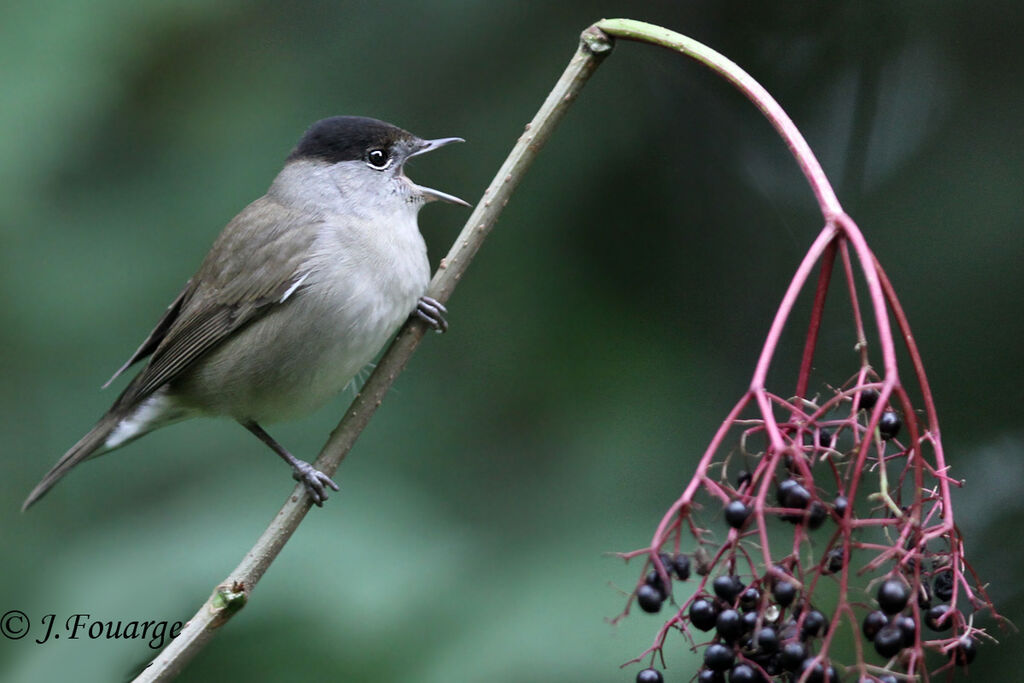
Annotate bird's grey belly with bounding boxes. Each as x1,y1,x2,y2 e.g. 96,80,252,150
171,284,417,423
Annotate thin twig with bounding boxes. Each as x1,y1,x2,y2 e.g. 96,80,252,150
135,26,613,683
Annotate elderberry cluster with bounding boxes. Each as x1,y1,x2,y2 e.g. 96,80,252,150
624,381,998,681
682,567,839,683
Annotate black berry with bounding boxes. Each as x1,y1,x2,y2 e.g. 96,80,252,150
779,642,807,672
725,500,751,529
894,615,916,646
753,626,779,654
861,610,888,641
741,610,759,633
951,636,977,666
716,609,744,642
818,429,833,447
798,659,826,683
825,548,845,574
858,389,880,411
806,501,828,529
876,578,910,614
645,570,669,596
673,553,692,581
689,598,719,631
736,469,752,490
729,664,757,683
873,624,904,658
780,481,811,509
933,570,954,602
800,610,828,640
925,604,953,631
704,643,735,671
878,411,901,440
740,587,761,611
833,496,848,518
772,580,797,607
636,668,663,683
636,584,664,613
697,670,723,683
713,575,746,603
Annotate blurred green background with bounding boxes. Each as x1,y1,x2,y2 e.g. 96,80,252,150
2,2,1021,681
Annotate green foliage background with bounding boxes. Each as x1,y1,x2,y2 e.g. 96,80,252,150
2,2,1021,681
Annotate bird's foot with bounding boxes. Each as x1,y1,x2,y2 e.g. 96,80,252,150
414,296,449,333
291,460,340,506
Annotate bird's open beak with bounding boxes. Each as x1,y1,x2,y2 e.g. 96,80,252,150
408,137,470,206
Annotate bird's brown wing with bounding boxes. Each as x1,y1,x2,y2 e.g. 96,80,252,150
108,197,321,409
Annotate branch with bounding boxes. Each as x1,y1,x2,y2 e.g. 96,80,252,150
134,26,613,683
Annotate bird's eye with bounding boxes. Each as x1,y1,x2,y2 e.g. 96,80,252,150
366,148,391,169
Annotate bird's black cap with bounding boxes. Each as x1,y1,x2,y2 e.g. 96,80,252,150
287,116,414,164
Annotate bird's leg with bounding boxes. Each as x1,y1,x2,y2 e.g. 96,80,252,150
414,295,448,333
241,421,339,506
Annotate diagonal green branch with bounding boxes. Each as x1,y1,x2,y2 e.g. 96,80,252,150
134,25,613,683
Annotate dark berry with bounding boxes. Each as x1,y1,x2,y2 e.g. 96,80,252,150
861,610,888,641
780,642,807,672
876,578,910,614
825,548,845,574
824,665,841,683
740,587,761,611
877,676,898,683
753,626,779,654
780,481,811,509
772,580,797,607
873,624,904,658
729,664,757,683
878,412,901,440
725,500,751,529
645,570,669,596
736,469,752,490
818,429,833,447
806,501,828,530
697,670,724,683
741,610,759,633
689,598,719,631
636,668,663,683
713,575,746,603
933,569,954,601
833,496,848,518
776,479,799,506
951,636,977,666
704,643,735,671
858,389,880,411
798,659,826,683
716,609,744,642
925,604,954,631
894,615,916,646
800,610,828,640
673,553,692,581
636,584,664,613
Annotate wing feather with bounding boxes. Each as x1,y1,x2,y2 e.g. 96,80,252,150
110,197,321,410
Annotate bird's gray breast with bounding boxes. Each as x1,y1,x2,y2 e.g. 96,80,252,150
178,207,429,422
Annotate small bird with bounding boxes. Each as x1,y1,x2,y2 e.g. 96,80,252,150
23,116,467,510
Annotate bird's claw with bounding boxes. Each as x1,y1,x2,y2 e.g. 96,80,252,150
414,296,449,333
291,460,340,506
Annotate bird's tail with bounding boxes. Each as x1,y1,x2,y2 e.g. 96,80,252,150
22,413,123,511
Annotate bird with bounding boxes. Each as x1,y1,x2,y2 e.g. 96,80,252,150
23,116,467,510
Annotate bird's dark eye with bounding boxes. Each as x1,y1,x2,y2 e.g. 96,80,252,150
366,148,391,169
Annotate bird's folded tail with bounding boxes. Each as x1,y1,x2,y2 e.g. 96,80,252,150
22,389,189,510
21,413,121,511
